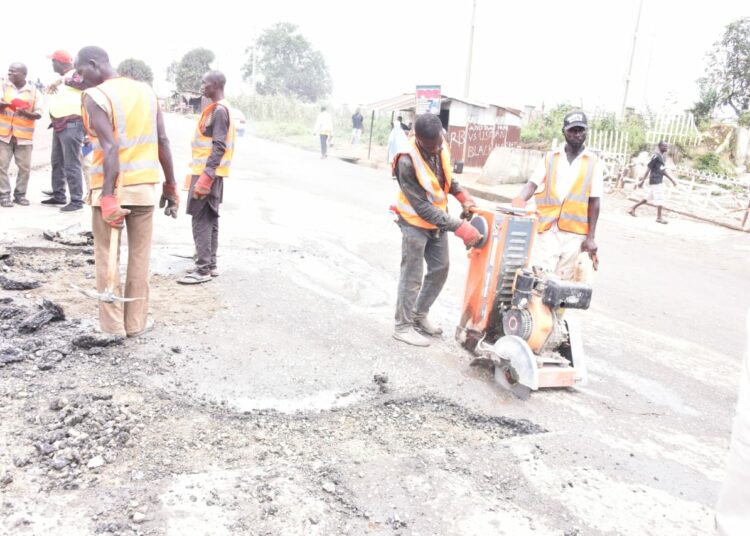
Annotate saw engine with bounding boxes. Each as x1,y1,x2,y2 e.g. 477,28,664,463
456,205,592,397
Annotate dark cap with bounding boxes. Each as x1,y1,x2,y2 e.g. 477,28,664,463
563,111,587,130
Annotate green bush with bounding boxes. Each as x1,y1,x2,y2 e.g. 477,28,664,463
695,153,725,175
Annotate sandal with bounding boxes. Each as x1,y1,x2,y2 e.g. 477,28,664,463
177,272,212,285
0,197,12,208
656,219,668,224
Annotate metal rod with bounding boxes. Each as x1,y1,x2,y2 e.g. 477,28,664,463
620,0,644,121
367,110,375,161
464,0,477,98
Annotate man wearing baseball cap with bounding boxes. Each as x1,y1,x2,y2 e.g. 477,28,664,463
42,49,86,212
511,110,602,281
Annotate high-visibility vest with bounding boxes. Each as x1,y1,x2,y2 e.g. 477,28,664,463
393,138,452,230
48,69,83,119
82,77,160,190
190,99,235,177
0,83,38,141
535,150,597,235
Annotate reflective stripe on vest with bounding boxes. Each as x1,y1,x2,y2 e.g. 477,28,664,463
393,138,452,230
534,151,596,235
190,99,235,177
82,78,160,189
0,84,38,141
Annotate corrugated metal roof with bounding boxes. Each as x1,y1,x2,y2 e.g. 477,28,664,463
364,93,417,112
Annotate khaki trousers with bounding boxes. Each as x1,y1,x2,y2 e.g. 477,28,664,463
92,205,154,336
531,228,594,283
0,138,33,199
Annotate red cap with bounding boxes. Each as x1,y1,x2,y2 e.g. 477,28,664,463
48,50,73,63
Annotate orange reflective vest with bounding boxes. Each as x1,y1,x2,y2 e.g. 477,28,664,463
535,151,597,235
190,99,235,177
0,83,38,141
82,77,160,190
393,138,452,230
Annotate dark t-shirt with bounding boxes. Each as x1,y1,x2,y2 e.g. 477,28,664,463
352,112,364,129
647,152,666,185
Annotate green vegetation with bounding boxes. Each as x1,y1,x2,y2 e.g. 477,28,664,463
117,58,153,85
173,48,215,93
243,23,332,103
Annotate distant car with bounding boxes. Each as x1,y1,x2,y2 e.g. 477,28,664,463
232,108,247,137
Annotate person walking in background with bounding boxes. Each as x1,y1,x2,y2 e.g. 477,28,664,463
628,140,677,224
178,71,235,285
42,50,86,212
351,107,364,145
0,63,43,208
313,106,333,159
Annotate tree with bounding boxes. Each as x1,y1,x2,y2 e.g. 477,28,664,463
175,48,215,93
243,23,332,102
698,17,750,118
117,58,154,85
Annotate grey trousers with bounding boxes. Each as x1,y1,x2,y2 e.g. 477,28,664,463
186,174,223,275
50,120,84,204
0,138,32,199
191,204,219,274
395,222,450,330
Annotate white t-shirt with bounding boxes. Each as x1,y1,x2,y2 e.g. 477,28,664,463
528,146,603,235
529,147,604,199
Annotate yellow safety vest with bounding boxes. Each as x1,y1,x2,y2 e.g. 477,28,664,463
0,83,38,141
393,138,452,230
48,69,83,119
535,151,597,235
190,99,235,177
82,77,160,189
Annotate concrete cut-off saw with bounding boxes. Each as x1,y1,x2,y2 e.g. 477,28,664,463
456,204,592,398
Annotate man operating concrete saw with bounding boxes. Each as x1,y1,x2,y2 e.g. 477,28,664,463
391,112,481,347
511,111,602,281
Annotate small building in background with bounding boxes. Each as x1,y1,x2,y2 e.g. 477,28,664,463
365,92,522,169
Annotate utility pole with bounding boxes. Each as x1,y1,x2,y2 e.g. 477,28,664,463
464,0,477,98
620,0,644,121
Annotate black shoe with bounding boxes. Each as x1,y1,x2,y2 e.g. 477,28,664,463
13,197,30,206
60,203,83,212
42,189,54,196
41,197,67,205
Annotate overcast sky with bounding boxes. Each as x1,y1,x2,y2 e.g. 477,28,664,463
2,0,747,114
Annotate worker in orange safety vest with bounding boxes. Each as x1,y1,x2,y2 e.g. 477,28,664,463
512,111,602,281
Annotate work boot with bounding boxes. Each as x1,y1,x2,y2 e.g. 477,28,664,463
393,327,431,347
414,316,443,336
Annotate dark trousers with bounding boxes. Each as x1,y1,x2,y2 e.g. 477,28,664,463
50,120,84,204
395,222,450,330
319,134,329,157
191,204,219,274
187,174,223,275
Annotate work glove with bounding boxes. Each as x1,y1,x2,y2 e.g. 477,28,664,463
192,172,214,200
159,182,179,218
455,221,483,248
100,195,130,228
455,191,477,220
511,197,527,208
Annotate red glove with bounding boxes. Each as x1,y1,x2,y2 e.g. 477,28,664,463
455,191,476,220
9,98,30,111
159,182,179,218
192,172,214,200
100,195,130,228
455,221,482,248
